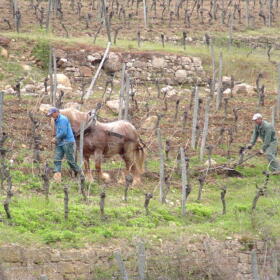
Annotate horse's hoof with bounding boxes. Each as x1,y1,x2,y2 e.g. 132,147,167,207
118,177,125,184
102,172,111,183
132,177,141,186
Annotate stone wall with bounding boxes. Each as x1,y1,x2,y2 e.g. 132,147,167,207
0,237,278,280
54,47,206,87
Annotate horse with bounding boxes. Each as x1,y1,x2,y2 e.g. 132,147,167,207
59,108,145,184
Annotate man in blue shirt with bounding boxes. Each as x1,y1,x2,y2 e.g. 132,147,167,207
47,107,84,182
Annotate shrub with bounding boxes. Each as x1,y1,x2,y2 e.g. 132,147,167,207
31,40,50,69
42,231,62,244
188,203,214,218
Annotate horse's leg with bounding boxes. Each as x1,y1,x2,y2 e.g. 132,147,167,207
84,155,93,182
122,145,141,186
118,154,130,184
94,149,110,183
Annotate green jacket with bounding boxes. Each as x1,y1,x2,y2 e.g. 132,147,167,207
250,120,277,151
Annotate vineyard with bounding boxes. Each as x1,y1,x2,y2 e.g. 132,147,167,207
0,0,280,279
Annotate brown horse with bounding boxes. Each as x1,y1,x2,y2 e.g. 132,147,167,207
59,108,145,184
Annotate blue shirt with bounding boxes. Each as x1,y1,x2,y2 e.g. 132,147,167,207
55,114,75,146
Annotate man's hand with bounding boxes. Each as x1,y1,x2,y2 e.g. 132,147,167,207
258,149,264,155
246,143,253,150
51,137,56,144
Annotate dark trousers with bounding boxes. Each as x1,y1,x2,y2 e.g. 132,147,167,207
54,142,81,173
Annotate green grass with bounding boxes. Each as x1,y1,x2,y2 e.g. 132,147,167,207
0,54,46,88
0,153,279,248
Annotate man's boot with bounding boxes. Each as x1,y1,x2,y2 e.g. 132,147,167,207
53,172,61,182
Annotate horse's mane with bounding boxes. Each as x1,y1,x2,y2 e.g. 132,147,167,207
60,109,89,134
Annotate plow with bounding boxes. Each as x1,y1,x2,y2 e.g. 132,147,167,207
198,146,263,177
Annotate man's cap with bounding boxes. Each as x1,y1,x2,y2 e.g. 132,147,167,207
252,113,262,121
47,107,59,116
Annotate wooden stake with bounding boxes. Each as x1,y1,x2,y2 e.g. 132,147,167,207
84,42,111,100
200,95,211,161
191,86,199,150
124,73,130,120
118,64,126,120
114,250,129,280
251,249,260,280
137,241,146,280
157,128,165,203
180,147,187,216
0,92,3,138
276,63,280,119
216,52,223,110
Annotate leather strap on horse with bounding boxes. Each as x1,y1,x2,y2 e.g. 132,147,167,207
106,130,147,151
106,131,125,139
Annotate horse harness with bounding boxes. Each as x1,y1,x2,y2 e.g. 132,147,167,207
73,104,145,150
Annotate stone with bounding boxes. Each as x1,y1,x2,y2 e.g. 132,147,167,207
0,47,8,58
106,99,122,113
0,246,22,263
53,73,72,88
60,262,76,274
175,69,187,83
23,84,36,93
223,88,232,97
4,87,15,94
181,56,192,65
204,159,217,167
141,116,158,130
160,85,173,95
103,52,122,73
22,64,32,71
87,53,102,63
65,67,77,72
57,58,68,68
222,76,232,88
60,251,83,261
0,36,11,47
152,56,166,68
192,57,202,67
50,85,73,95
233,83,256,95
80,66,92,77
133,61,146,69
63,102,81,110
39,104,53,114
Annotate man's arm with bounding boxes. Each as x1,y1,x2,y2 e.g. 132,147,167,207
262,125,273,151
56,119,68,141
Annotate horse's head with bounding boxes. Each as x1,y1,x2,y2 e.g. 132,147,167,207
87,103,102,120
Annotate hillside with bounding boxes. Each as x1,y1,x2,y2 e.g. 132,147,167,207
0,0,280,279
